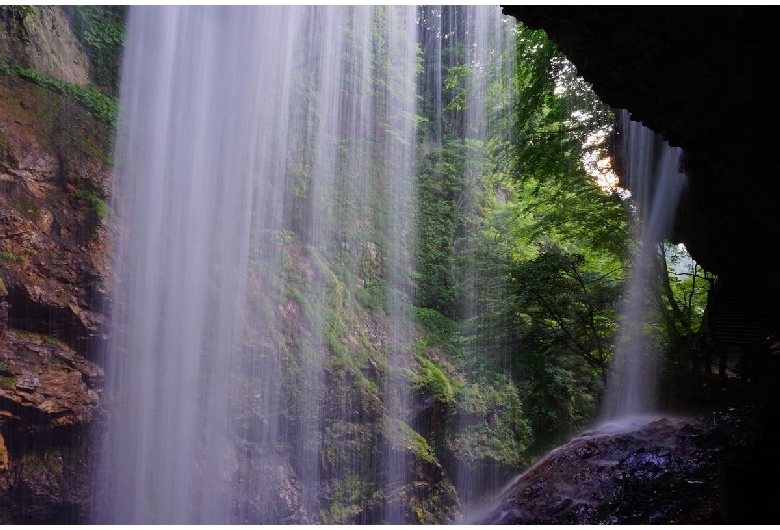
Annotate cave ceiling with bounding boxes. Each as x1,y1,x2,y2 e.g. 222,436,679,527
503,6,780,290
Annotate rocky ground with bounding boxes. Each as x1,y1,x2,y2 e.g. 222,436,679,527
471,375,780,525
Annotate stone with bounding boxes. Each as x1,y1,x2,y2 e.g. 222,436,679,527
0,329,102,427
0,6,91,86
0,60,112,521
0,433,7,470
476,412,736,524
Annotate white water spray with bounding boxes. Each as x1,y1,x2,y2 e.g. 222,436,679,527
602,110,688,419
94,6,417,523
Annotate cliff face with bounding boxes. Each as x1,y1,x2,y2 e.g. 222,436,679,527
0,6,91,87
0,8,112,522
0,8,464,523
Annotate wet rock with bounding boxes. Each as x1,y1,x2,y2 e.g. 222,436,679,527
227,447,307,524
477,411,755,524
0,327,99,524
0,426,95,524
0,329,102,427
0,76,113,357
0,433,7,470
0,14,114,523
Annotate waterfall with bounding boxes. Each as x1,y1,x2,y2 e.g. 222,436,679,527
416,6,519,510
93,6,417,523
601,110,688,419
452,7,517,504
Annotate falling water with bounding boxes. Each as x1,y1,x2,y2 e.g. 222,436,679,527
602,110,688,419
467,109,691,526
417,6,518,510
94,6,417,523
453,7,517,505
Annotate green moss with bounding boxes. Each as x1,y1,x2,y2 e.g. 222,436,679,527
319,420,384,524
69,6,125,95
0,58,117,125
0,277,7,297
0,6,34,46
414,307,457,345
58,106,115,165
0,250,24,263
15,194,41,223
19,448,64,478
72,189,109,219
413,307,463,362
355,276,387,310
382,417,438,465
413,358,457,407
0,374,17,390
448,378,532,470
15,6,35,18
14,329,62,345
457,382,488,415
319,474,369,524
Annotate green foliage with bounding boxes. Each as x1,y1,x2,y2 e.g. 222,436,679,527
68,6,125,95
449,376,531,470
508,249,621,376
414,139,487,316
494,247,618,446
413,15,635,463
443,65,468,111
518,339,601,450
414,307,457,348
510,25,629,256
650,243,712,370
72,189,109,219
0,59,117,125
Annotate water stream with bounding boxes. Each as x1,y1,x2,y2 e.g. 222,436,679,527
601,110,688,418
93,6,418,523
417,4,517,506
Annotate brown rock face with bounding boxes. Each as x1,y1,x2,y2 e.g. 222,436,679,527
1,329,102,427
0,73,113,356
0,6,91,87
0,49,112,522
0,433,7,470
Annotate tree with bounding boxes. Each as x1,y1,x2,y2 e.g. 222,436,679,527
482,24,631,445
508,250,621,383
